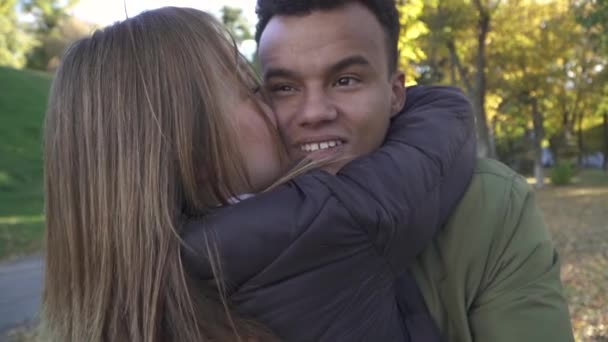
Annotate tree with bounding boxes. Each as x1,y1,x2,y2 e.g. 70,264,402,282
22,0,82,70
468,0,500,160
220,6,252,44
0,0,36,68
401,0,608,172
21,0,79,33
604,111,608,170
578,0,608,170
406,0,499,158
397,0,429,84
25,15,92,71
490,0,573,186
577,0,608,50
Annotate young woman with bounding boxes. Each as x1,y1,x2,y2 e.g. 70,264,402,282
43,7,475,342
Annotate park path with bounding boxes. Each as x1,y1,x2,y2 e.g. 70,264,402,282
0,255,43,336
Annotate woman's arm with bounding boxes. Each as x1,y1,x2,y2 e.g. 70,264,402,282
182,85,475,283
321,85,475,274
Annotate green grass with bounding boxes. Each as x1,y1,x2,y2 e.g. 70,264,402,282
0,66,51,259
575,168,608,186
0,220,45,260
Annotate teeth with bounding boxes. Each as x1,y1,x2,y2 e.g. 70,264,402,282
300,140,343,152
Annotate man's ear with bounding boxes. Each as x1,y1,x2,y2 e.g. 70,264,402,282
390,71,406,118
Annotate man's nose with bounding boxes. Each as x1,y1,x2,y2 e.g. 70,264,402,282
297,89,338,128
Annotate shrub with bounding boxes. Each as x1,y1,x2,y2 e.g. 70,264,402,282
551,162,575,186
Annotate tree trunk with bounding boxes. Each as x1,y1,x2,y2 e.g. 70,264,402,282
472,94,494,159
532,99,545,188
604,112,608,171
449,59,457,86
562,111,575,141
474,3,496,159
560,110,576,156
447,41,473,94
446,41,491,158
577,112,585,166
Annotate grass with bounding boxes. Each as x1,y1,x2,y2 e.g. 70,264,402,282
0,67,51,259
527,168,608,187
0,219,45,260
534,170,608,341
576,168,608,186
4,324,42,342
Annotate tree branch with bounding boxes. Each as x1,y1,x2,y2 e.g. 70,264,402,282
447,40,474,94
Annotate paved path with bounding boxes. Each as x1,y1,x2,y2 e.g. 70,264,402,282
0,255,43,336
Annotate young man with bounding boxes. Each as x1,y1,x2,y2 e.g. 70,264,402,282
255,1,575,341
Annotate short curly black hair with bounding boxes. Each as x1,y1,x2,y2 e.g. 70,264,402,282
255,0,401,71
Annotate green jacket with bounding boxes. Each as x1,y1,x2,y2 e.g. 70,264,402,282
410,158,574,341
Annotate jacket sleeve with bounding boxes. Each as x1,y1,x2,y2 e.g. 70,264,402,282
467,178,574,342
324,85,475,274
182,85,475,283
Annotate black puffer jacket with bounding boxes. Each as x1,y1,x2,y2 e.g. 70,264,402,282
182,86,476,341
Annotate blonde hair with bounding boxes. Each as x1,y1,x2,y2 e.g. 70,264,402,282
43,7,286,342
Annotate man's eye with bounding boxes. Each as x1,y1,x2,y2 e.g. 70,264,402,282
334,76,360,87
270,85,296,93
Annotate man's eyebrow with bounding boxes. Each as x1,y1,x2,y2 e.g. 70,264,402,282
263,55,371,81
328,55,371,75
264,67,299,81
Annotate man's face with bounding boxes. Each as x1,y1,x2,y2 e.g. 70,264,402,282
258,2,406,171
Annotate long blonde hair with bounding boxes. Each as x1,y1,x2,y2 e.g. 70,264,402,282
43,7,285,342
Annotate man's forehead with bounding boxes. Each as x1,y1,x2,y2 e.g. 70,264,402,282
259,5,384,44
257,7,387,77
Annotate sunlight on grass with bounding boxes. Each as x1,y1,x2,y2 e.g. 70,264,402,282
0,216,44,225
527,169,608,187
0,170,12,186
526,176,551,186
556,188,608,198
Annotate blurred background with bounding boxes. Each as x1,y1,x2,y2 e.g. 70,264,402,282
0,0,606,341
